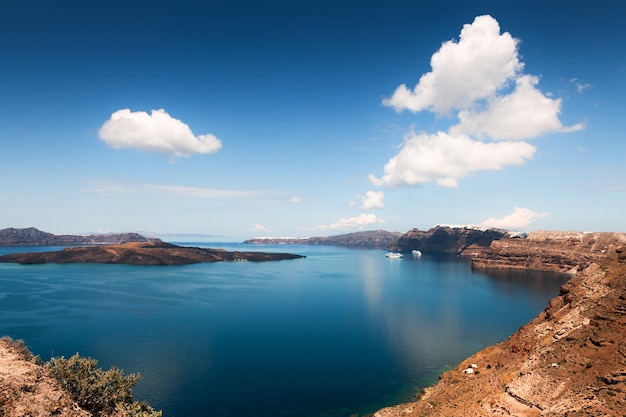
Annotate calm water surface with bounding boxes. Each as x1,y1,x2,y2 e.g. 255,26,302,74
0,243,569,417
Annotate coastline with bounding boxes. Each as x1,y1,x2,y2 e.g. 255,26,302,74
373,248,626,416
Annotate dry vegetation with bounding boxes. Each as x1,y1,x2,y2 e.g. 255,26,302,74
0,337,161,417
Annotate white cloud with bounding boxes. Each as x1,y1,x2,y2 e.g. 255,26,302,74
361,191,385,209
86,180,282,199
368,131,535,188
375,15,583,189
450,75,584,140
99,109,222,159
317,213,385,230
251,224,271,233
289,196,303,203
480,207,549,230
383,15,522,115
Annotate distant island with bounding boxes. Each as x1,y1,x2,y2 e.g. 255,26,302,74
0,227,156,246
0,241,304,265
244,230,402,248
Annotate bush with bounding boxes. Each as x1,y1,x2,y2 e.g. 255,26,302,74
46,353,161,417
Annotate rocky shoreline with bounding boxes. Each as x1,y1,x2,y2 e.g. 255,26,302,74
374,245,626,416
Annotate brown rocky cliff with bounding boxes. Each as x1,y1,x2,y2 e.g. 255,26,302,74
389,226,509,254
375,248,626,417
472,231,626,273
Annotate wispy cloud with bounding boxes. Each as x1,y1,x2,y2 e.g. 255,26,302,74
480,207,549,230
373,15,583,189
316,213,385,230
570,78,592,94
86,180,283,199
99,108,222,159
289,196,303,203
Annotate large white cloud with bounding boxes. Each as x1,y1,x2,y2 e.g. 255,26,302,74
368,131,535,188
480,207,549,229
450,75,585,140
317,213,385,230
99,109,222,159
383,15,521,114
374,15,583,189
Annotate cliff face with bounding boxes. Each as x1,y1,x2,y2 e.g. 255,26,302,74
389,226,509,254
471,231,626,273
0,227,155,246
375,248,626,417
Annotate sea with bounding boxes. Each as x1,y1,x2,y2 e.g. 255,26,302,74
0,243,570,417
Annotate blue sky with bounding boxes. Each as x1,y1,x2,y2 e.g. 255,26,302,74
1,0,624,239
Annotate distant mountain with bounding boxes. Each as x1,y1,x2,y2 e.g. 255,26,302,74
0,227,157,246
243,230,402,248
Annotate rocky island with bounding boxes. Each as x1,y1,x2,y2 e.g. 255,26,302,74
0,241,304,265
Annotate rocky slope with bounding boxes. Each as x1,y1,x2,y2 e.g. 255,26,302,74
388,226,511,254
0,227,156,246
244,230,402,248
472,231,626,273
0,338,90,417
0,241,305,265
374,246,626,417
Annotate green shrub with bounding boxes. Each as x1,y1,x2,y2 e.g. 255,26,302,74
46,353,161,417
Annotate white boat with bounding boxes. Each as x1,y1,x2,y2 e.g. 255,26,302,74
411,250,422,256
386,252,403,258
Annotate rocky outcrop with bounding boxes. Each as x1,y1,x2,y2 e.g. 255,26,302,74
388,226,510,254
0,241,304,265
374,248,626,416
0,227,156,246
244,230,402,248
471,231,626,273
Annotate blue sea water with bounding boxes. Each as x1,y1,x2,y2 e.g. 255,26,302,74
0,243,569,417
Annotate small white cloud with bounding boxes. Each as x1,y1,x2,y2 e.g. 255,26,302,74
289,196,303,203
368,131,535,188
317,213,385,230
450,75,584,140
383,15,522,115
361,191,385,209
98,109,222,159
480,207,549,230
570,78,592,94
251,224,271,233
